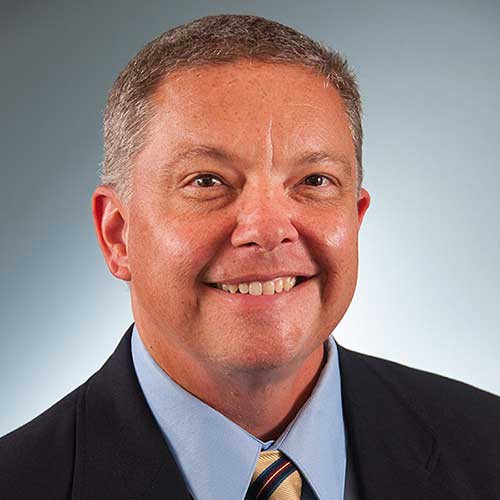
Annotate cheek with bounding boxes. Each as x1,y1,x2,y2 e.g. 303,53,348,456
324,222,359,271
128,216,213,331
297,210,359,300
129,212,230,289
303,208,358,262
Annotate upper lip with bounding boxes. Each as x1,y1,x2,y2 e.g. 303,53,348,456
205,272,317,285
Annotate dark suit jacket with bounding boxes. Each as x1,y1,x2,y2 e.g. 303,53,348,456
1,323,499,499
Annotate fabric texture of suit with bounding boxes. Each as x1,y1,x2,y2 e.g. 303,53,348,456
1,323,499,499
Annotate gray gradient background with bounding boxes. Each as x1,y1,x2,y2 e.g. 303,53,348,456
1,0,499,437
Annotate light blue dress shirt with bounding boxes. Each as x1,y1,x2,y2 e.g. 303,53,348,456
131,325,346,500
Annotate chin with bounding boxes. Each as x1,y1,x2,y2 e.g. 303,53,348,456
223,354,297,374
196,315,327,371
213,335,317,374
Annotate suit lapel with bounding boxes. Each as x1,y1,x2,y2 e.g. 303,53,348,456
71,324,191,500
70,323,462,499
337,343,460,500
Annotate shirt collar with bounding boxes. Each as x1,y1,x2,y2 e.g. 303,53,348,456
274,334,346,499
131,325,346,500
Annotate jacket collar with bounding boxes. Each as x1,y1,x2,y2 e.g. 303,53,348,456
336,342,457,500
73,324,454,500
72,323,191,500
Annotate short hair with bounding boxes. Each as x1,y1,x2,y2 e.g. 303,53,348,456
101,14,364,203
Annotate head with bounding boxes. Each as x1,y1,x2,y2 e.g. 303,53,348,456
93,15,370,378
101,14,364,203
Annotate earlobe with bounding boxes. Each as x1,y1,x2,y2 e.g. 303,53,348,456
357,188,371,226
92,186,131,281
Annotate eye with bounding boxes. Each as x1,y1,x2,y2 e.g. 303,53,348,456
303,174,333,187
191,174,223,188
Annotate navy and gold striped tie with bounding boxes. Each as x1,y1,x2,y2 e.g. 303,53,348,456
245,450,302,500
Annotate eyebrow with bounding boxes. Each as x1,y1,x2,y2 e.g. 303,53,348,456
294,150,353,176
163,144,353,176
162,145,237,172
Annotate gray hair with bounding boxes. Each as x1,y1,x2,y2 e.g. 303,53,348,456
101,14,364,203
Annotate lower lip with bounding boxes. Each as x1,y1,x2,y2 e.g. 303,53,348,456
205,277,317,310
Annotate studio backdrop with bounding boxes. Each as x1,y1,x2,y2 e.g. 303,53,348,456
1,0,499,436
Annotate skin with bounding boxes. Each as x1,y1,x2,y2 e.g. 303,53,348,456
92,61,370,440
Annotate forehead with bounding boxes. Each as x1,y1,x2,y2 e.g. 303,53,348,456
144,61,355,171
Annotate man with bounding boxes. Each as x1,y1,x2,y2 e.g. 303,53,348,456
1,14,499,500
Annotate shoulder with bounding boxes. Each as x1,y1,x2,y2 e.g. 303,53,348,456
340,346,500,427
0,382,87,499
338,345,500,487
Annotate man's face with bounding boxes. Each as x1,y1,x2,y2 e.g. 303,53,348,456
126,61,370,373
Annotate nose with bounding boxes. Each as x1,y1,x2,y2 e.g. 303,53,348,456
230,184,299,252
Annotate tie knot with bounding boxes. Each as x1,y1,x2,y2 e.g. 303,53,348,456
246,450,302,500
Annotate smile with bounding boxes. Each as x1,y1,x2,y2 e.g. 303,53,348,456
207,276,311,296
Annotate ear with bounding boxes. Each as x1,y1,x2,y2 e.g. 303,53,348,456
357,187,371,227
92,185,131,281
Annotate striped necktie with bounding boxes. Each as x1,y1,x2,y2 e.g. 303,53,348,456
245,450,302,500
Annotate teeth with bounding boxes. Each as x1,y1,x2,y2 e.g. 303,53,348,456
283,276,296,291
249,282,263,296
216,276,299,296
262,281,275,295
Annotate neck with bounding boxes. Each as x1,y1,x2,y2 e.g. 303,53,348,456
140,329,327,441
198,347,327,441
